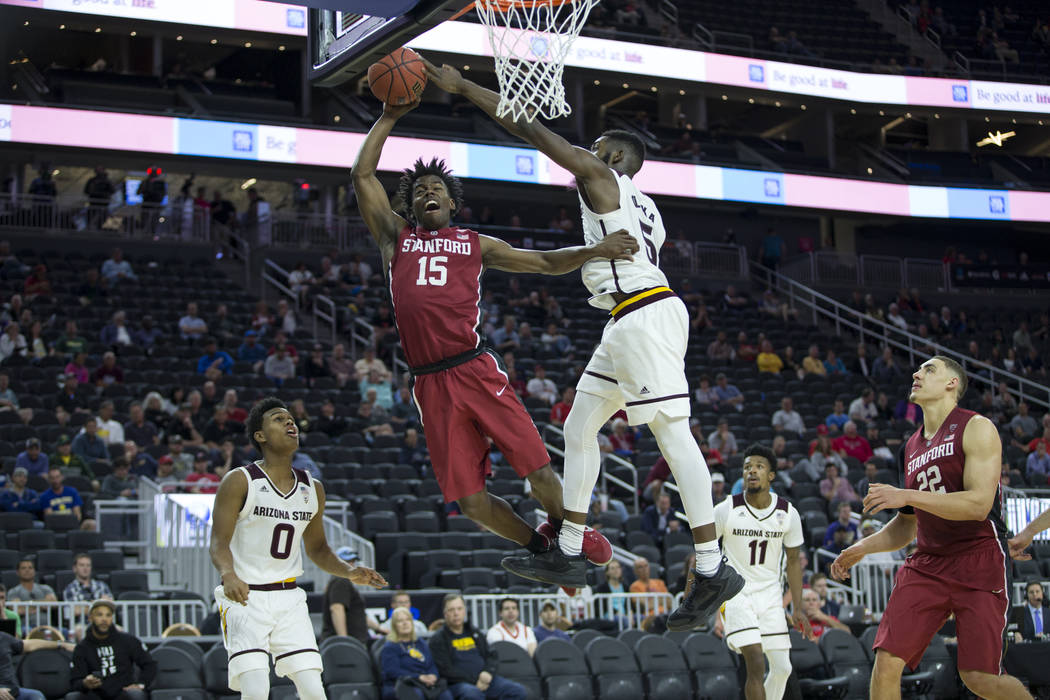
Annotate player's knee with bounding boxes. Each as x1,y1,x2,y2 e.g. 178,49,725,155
959,669,995,696
871,650,906,687
237,669,271,700
289,668,326,700
526,465,557,489
741,648,765,678
458,491,489,520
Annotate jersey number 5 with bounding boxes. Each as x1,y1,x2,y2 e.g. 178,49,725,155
747,539,769,566
639,221,658,265
415,256,448,286
270,523,294,560
915,465,945,493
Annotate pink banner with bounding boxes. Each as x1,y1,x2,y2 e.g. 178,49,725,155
784,174,910,216
12,107,174,153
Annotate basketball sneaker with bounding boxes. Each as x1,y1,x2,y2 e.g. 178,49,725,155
666,558,745,632
501,548,587,588
537,521,613,566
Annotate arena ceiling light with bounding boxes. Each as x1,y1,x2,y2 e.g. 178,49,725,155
976,130,1016,147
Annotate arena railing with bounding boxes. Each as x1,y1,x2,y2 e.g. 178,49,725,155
93,498,153,563
262,258,300,312
752,260,1050,411
312,294,339,346
462,592,680,633
10,600,213,644
541,424,639,515
777,251,952,292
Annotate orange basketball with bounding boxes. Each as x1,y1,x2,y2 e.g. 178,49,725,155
368,47,427,106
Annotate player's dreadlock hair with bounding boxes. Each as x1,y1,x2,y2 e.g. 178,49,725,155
743,442,778,474
600,129,646,176
246,396,288,452
397,157,464,225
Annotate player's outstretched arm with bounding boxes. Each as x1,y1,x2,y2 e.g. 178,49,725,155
422,59,618,204
209,470,250,605
303,481,387,588
1009,506,1050,560
351,104,415,265
865,416,1001,521
479,230,638,275
831,512,916,581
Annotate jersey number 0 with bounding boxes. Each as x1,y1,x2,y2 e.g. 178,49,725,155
270,523,294,560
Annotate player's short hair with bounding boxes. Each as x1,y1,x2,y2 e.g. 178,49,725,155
246,396,288,452
498,597,519,612
442,593,464,611
931,355,968,401
743,443,777,474
600,129,646,176
397,157,463,224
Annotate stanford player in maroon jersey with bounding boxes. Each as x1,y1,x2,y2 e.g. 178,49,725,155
832,356,1030,700
351,100,637,563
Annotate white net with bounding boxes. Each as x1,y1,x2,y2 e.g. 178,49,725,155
475,0,599,123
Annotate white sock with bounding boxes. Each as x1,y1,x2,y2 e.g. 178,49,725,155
694,542,721,577
560,520,585,556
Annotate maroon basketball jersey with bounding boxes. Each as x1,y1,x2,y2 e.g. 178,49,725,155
389,225,483,367
903,406,1007,559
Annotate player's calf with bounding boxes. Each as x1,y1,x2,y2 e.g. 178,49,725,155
740,644,767,700
958,669,1032,700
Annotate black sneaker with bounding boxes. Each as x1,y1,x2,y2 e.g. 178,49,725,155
501,548,588,587
666,559,744,632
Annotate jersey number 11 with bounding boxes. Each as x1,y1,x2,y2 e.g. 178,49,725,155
748,539,768,566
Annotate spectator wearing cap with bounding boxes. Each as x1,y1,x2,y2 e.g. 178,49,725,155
153,457,182,490
302,343,332,386
41,468,92,528
15,438,48,476
237,330,268,372
711,471,727,504
185,454,219,494
713,373,744,411
164,434,194,472
91,352,124,388
533,599,570,643
178,302,208,342
196,337,233,377
50,434,94,482
321,548,375,643
69,599,155,700
0,467,41,514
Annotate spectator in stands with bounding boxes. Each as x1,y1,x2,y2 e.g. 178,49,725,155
196,337,233,378
186,453,219,494
123,403,158,448
855,461,879,499
713,373,744,411
486,598,536,656
52,322,85,359
23,265,52,301
211,190,237,229
163,435,194,474
431,593,526,700
801,589,849,639
1028,441,1050,485
357,402,394,441
885,303,908,332
710,471,727,505
354,346,390,383
202,406,243,448
275,299,297,336
63,554,113,616
237,330,267,372
94,402,124,446
629,558,669,613
825,400,850,434
302,343,332,386
809,572,841,618
848,388,878,422
769,26,787,50
390,387,420,430
288,262,315,305
641,489,687,546
608,418,636,457
490,316,520,354
803,345,826,376
722,285,748,312
526,365,558,405
706,331,735,363
833,422,874,464
0,241,28,279
41,468,92,527
872,347,903,382
64,353,90,386
264,346,296,386
708,419,739,456
550,387,574,427
1021,347,1046,379
516,323,539,358
68,599,154,700
153,456,183,489
993,382,1017,418
822,501,859,555
15,438,48,476
379,592,429,640
361,370,394,410
533,599,569,643
381,608,452,700
221,390,248,424
0,466,40,514
99,249,137,289
51,433,93,480
250,300,273,337
399,429,428,472
1011,581,1048,643
781,346,803,379
541,322,572,355
8,557,56,607
91,352,124,388
166,404,203,446
132,315,162,354
289,399,312,435
772,397,805,436
823,349,847,375
209,304,236,346
75,268,109,307
820,463,859,506
100,458,137,501
1003,347,1019,373
320,548,373,644
99,311,133,349
123,441,157,479
866,425,894,463
759,228,786,270
0,323,27,363
735,332,758,365
595,560,631,625
71,419,109,467
178,302,208,342
694,375,719,410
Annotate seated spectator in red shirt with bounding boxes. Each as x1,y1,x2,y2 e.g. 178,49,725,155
736,331,758,364
185,453,220,494
832,421,873,463
608,418,635,457
550,387,574,427
221,389,248,424
24,264,52,299
1027,426,1050,454
92,352,124,387
642,456,672,503
802,589,849,639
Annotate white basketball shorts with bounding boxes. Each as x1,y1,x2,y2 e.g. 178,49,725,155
720,587,792,653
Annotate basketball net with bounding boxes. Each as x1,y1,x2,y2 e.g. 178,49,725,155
474,0,599,122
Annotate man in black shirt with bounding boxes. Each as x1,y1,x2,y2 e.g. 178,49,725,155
0,629,73,699
68,600,156,700
430,593,525,700
320,548,375,644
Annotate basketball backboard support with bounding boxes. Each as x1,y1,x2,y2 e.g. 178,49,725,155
307,0,468,87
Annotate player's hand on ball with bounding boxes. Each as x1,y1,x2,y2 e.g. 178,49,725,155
420,57,463,94
1008,532,1033,560
863,483,907,515
383,100,420,120
595,230,639,261
831,544,865,582
792,609,815,641
222,572,250,605
348,566,388,588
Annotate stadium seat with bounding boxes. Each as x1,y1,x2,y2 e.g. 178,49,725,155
616,629,651,648
35,549,73,576
18,530,55,553
491,641,541,700
16,648,72,698
66,530,106,552
151,645,204,689
151,690,209,700
202,644,233,696
681,633,739,700
632,634,692,700
157,637,205,666
570,628,605,650
0,549,21,571
43,512,80,532
0,512,35,533
109,569,150,597
789,630,850,699
819,629,874,698
321,640,378,698
87,549,125,575
583,637,643,700
533,639,592,700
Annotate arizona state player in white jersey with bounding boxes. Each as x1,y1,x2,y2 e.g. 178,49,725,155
714,443,811,700
424,58,741,628
209,397,386,700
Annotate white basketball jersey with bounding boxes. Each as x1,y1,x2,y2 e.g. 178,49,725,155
229,463,318,585
579,169,669,310
714,493,804,595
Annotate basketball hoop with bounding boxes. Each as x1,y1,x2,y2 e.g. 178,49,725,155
473,0,599,123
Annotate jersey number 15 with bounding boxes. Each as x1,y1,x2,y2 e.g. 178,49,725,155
415,256,448,286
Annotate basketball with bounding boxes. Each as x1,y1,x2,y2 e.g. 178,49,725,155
367,47,427,106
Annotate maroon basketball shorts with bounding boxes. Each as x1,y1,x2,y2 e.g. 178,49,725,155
412,352,550,503
874,549,1008,675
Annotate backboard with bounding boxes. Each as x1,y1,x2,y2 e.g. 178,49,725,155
307,0,468,87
